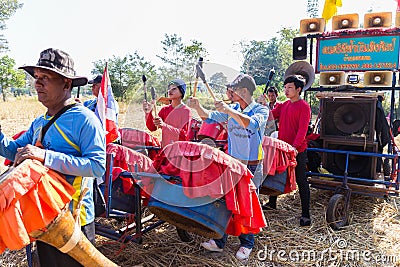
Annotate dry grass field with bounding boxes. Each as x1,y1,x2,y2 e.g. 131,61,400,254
0,97,400,267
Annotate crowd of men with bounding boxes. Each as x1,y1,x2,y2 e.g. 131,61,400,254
0,47,313,265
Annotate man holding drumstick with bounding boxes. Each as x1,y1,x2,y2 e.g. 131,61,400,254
0,48,106,267
188,73,268,262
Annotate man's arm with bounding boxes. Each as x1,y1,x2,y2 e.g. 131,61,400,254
188,97,209,120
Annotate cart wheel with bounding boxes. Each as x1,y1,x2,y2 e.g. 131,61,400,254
176,228,193,242
326,194,349,230
383,158,392,177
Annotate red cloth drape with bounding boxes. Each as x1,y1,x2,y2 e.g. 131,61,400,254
106,143,154,195
151,141,267,236
262,136,297,194
118,128,161,160
0,159,75,253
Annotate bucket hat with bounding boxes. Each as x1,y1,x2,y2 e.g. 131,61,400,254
19,48,88,87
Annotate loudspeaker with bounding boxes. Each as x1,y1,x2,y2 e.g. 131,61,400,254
364,12,392,28
332,13,359,30
293,36,307,60
323,139,377,179
300,18,325,35
319,71,345,87
363,71,393,87
320,98,376,142
396,12,400,27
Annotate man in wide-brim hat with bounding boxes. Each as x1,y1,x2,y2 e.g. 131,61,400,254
0,48,106,266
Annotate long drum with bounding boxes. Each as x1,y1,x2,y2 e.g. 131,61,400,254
0,159,118,267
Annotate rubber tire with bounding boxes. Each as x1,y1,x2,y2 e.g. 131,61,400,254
383,158,392,177
326,194,349,230
176,228,193,242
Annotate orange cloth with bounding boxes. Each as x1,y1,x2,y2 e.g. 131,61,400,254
262,136,297,194
106,143,154,196
0,159,75,253
151,141,267,236
118,128,161,160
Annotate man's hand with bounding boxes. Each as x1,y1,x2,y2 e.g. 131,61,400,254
153,117,164,128
14,144,46,166
142,99,154,114
215,100,230,114
187,97,200,109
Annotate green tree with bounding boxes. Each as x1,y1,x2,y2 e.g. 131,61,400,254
240,27,300,92
240,39,280,86
209,72,228,96
92,51,156,101
0,55,25,101
156,34,208,96
0,0,23,52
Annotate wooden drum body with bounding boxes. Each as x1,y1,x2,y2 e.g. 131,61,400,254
148,177,232,239
259,170,288,196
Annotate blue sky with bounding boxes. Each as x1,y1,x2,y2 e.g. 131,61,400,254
3,0,397,78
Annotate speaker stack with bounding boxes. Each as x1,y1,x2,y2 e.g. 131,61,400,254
320,97,378,179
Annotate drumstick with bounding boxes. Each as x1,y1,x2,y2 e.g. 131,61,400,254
192,77,199,97
150,86,157,117
196,62,217,101
192,57,203,97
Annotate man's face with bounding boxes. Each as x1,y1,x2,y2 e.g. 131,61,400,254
92,83,101,97
167,84,182,99
231,87,246,102
226,87,234,101
267,92,277,103
33,68,70,107
284,82,300,100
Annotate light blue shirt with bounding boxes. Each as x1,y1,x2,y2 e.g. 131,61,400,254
209,100,269,161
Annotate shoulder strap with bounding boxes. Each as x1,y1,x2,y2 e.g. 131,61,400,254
40,103,78,141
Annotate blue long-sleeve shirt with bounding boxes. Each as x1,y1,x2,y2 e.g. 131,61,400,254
0,104,106,225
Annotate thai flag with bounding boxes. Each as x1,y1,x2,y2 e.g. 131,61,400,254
96,64,120,144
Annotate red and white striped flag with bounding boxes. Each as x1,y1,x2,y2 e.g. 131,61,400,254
96,64,120,144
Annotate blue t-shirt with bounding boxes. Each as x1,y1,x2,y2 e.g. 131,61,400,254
0,104,106,225
209,101,269,161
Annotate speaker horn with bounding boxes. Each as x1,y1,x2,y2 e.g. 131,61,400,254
284,61,315,91
364,71,393,87
364,12,392,28
332,13,359,30
319,71,345,87
300,18,325,35
293,36,307,60
396,12,400,27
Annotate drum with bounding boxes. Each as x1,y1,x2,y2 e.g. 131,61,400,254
197,118,226,141
0,159,117,267
259,170,287,196
147,177,232,239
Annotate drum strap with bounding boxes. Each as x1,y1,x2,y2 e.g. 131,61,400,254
59,178,89,253
36,103,78,147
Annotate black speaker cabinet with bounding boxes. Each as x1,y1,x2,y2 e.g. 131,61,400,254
320,98,376,142
293,37,307,60
322,139,377,179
